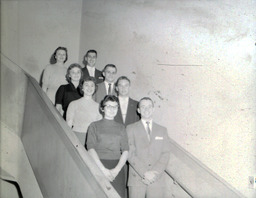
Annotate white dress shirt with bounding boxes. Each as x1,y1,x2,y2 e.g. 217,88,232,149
118,96,129,123
141,119,152,140
104,81,115,95
87,66,95,77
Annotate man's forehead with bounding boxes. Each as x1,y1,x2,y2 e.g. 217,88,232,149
118,79,130,85
87,52,96,57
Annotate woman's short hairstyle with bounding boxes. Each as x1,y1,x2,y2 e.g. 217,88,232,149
53,46,68,63
100,95,119,112
79,76,97,96
102,64,117,73
65,63,83,83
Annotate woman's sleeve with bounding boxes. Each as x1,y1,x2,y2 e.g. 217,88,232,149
42,65,50,92
66,101,75,128
120,127,129,152
55,85,65,105
86,123,97,150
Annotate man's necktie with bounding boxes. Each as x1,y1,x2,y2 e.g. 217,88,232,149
146,121,151,140
108,83,112,95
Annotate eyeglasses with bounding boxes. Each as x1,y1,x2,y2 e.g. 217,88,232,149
104,105,118,109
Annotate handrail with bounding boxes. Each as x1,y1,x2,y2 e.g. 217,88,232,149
2,52,245,198
21,73,120,198
165,138,245,198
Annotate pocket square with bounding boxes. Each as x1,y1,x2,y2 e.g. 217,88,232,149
155,136,163,140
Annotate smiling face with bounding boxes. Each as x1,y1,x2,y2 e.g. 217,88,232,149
55,49,67,63
138,99,154,120
116,79,130,97
103,101,119,120
82,81,96,96
103,66,117,83
85,52,97,67
69,67,82,82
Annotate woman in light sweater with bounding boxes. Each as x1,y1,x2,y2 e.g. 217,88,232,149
42,46,68,103
66,77,102,145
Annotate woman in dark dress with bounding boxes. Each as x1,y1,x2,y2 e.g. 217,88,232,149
86,95,129,198
55,63,83,120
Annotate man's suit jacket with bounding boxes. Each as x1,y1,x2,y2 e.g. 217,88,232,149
114,98,140,127
95,82,116,103
81,67,104,84
126,121,171,187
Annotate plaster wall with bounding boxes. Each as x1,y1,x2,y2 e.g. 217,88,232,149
79,1,256,197
1,0,83,81
1,0,255,197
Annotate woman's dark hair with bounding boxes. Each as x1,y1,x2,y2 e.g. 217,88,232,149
65,63,83,83
100,95,119,112
79,77,97,96
51,46,68,64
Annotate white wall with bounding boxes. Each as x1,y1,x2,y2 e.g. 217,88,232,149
1,0,83,81
1,0,255,197
79,0,256,197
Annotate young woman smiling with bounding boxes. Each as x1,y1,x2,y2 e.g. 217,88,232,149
86,95,129,198
66,77,102,145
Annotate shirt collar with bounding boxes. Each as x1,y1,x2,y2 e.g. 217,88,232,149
104,81,114,86
86,65,95,70
118,96,129,102
141,119,153,126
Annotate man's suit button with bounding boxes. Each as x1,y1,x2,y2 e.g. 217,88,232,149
148,164,151,166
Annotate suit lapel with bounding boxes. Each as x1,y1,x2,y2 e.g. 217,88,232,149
124,98,131,124
138,121,150,144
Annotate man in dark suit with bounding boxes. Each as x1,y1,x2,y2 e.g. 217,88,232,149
81,49,104,84
127,97,171,198
114,76,140,127
95,64,117,103
114,76,140,198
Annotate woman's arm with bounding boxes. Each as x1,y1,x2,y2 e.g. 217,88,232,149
55,85,65,116
110,150,128,179
66,102,75,128
56,104,64,116
42,65,50,92
88,149,114,181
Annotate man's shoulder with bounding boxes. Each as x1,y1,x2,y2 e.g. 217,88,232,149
129,97,139,104
127,120,141,130
95,68,102,73
153,122,168,136
97,82,105,89
153,122,166,129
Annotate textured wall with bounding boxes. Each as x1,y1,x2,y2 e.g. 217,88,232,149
79,1,256,197
1,0,255,197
